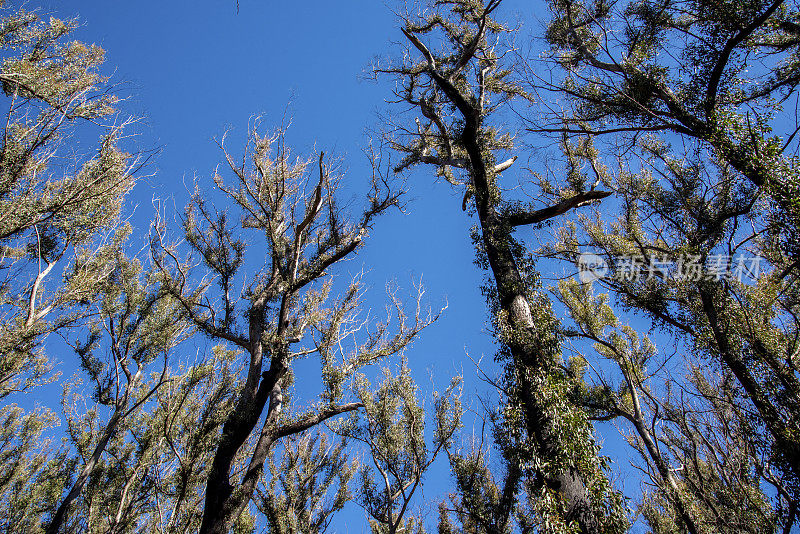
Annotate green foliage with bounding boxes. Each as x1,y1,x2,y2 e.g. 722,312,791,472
258,432,356,534
551,141,800,530
538,2,800,523
4,1,800,533
490,270,628,534
341,363,462,534
0,405,73,533
382,1,630,531
442,447,519,534
150,124,440,533
542,0,800,259
0,1,138,397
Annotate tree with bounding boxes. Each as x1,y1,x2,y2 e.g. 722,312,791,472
0,1,140,397
0,404,71,532
549,140,800,531
13,0,800,532
539,0,800,261
256,430,356,534
437,407,522,534
525,0,800,528
151,125,437,533
438,461,517,534
378,1,626,531
344,363,462,534
0,3,143,531
132,344,244,533
642,369,783,534
44,233,190,534
556,279,795,533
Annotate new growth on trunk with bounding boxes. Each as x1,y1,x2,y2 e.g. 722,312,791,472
378,1,626,531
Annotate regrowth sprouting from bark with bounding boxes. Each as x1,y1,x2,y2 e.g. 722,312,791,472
378,1,626,531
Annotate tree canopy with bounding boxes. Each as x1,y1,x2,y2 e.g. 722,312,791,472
1,1,799,533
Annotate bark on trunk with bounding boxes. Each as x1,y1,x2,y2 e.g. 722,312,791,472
198,364,283,534
457,107,604,532
46,411,123,534
480,216,602,533
199,303,286,534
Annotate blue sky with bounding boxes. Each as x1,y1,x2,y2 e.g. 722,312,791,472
30,1,643,531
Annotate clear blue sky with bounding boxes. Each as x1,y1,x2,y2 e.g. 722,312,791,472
32,1,641,531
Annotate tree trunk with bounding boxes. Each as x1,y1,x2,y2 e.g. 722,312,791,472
458,109,605,532
46,410,123,534
198,361,283,534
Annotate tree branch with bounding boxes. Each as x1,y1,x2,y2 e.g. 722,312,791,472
705,0,784,116
276,402,363,439
505,190,613,227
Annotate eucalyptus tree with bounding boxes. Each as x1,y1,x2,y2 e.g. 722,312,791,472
436,440,523,534
536,3,800,464
151,126,437,534
538,0,800,262
522,0,800,527
378,1,626,531
0,232,217,534
556,279,794,533
254,358,461,534
542,84,800,517
0,2,140,397
645,369,784,534
0,403,70,532
0,4,142,531
43,233,190,534
548,139,800,531
344,363,462,534
145,346,244,533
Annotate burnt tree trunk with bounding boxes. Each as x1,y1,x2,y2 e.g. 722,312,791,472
456,92,605,532
199,305,287,534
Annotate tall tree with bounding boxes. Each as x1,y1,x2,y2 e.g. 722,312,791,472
549,139,800,531
530,0,800,526
539,0,800,261
0,4,141,531
556,278,795,533
0,2,140,397
151,125,437,533
379,1,626,531
0,404,71,532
